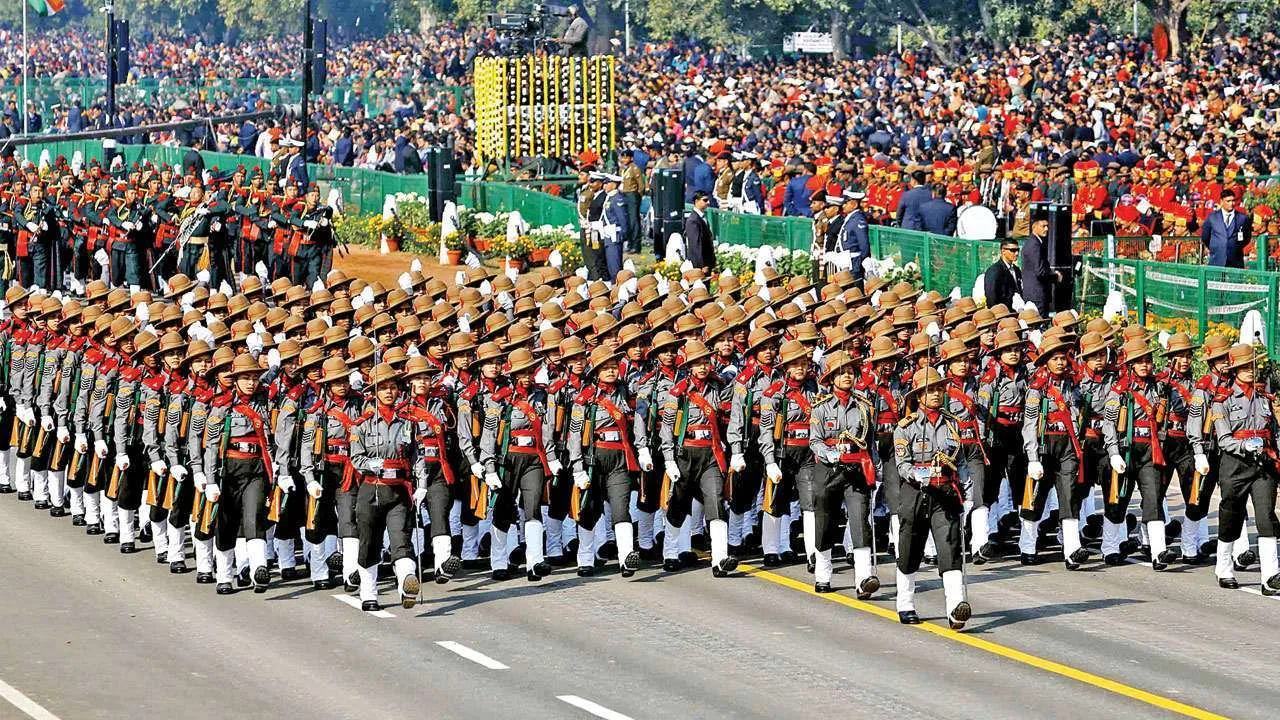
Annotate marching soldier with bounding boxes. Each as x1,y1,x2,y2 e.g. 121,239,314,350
975,329,1030,561
546,336,589,566
1186,336,1248,565
757,338,817,568
1159,333,1201,561
808,350,880,596
939,338,988,562
112,330,166,558
726,327,781,557
88,317,135,546
266,339,309,582
1075,331,1115,555
894,367,970,629
161,339,213,576
401,356,464,584
51,301,91,522
634,331,680,565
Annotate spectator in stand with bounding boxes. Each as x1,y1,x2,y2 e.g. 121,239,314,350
920,184,958,236
896,170,932,230
1201,189,1252,268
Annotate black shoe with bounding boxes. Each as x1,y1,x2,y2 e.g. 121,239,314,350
103,532,119,544
678,551,699,568
1019,553,1038,566
237,570,252,589
0,484,13,494
972,542,998,566
596,541,618,561
1157,549,1180,565
400,575,420,608
1199,541,1217,558
33,500,50,510
1065,548,1091,570
620,552,640,578
923,554,938,566
49,506,67,518
280,567,306,582
312,578,335,590
526,568,543,582
780,550,797,565
1119,539,1141,556
727,543,743,558
1218,576,1240,590
762,553,781,567
832,544,847,560
361,600,380,612
949,601,972,631
508,544,527,568
1266,573,1280,591
344,571,359,592
638,546,661,562
711,557,738,578
119,542,137,554
576,566,595,577
196,572,215,584
86,523,103,535
1165,519,1182,540
461,559,486,571
532,560,552,578
139,525,152,543
1262,584,1280,597
814,582,833,593
71,514,86,526
436,555,462,584
1182,552,1207,566
491,568,512,581
326,552,344,575
216,583,235,595
856,576,881,600
742,532,759,552
169,561,190,574
898,610,921,625
17,491,32,501
156,555,168,564
547,553,573,567
1125,513,1138,534
1152,558,1168,572
662,559,681,572
1081,524,1103,542
806,554,816,574
1234,549,1258,571
252,567,270,593
1104,553,1126,566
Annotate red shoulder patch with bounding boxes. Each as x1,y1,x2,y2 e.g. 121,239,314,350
168,378,188,394
211,393,233,408
120,366,142,382
492,386,513,402
574,386,597,405
459,383,478,401
763,380,785,398
669,379,689,398
143,374,165,391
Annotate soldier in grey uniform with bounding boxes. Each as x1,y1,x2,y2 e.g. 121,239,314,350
161,339,214,576
1102,338,1175,571
31,297,69,514
10,291,41,501
758,339,816,569
266,339,309,582
1074,331,1115,558
808,350,881,596
546,336,589,567
861,336,906,558
72,312,113,536
401,355,463,585
203,353,275,595
893,367,970,629
0,287,34,494
51,301,91,523
726,327,781,557
348,363,425,611
1209,344,1280,592
635,331,680,567
112,330,165,557
189,345,234,584
1021,329,1087,567
480,347,557,581
659,339,737,577
88,317,134,545
938,338,987,564
567,345,650,578
975,329,1029,561
455,341,506,570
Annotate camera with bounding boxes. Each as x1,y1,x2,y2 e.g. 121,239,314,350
486,3,573,56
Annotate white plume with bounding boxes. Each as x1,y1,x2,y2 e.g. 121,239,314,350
480,279,493,297
1158,331,1171,349
1028,329,1044,349
949,286,961,301
623,258,636,274
455,270,467,287
548,249,563,269
135,303,150,324
410,258,423,274
398,272,414,292
506,210,529,242
218,280,233,296
1102,290,1127,324
458,313,471,334
465,252,483,269
925,322,941,340
575,266,589,280
754,244,775,273
870,290,882,308
971,274,985,306
1011,294,1027,312
254,261,269,281
312,278,325,293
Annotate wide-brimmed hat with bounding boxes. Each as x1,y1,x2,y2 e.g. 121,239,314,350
298,346,326,372
1120,337,1156,364
229,353,261,377
777,339,811,366
820,350,859,384
1160,332,1196,357
1033,328,1077,366
369,362,399,387
616,323,647,350
319,357,352,384
165,273,196,299
648,331,681,355
1226,343,1261,371
1084,317,1116,342
905,366,947,402
401,356,433,381
347,337,376,365
1202,334,1232,362
475,342,504,364
867,335,901,364
1077,332,1109,359
938,337,976,363
183,340,214,366
210,346,236,374
682,339,712,366
745,326,780,355
991,328,1025,354
446,331,477,357
587,345,620,375
506,348,539,375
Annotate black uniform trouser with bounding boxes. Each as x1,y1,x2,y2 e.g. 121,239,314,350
636,455,664,515
167,475,195,529
178,243,206,283
1102,442,1164,524
1218,452,1279,542
450,449,482,527
576,447,633,531
813,463,874,553
988,425,1026,512
664,446,724,528
770,445,813,516
729,445,763,515
355,481,413,569
623,193,641,252
491,452,546,529
0,398,13,454
1168,437,1214,521
29,415,57,473
214,456,268,552
65,446,90,489
1024,435,1086,520
304,460,344,544
111,442,147,513
273,470,305,543
422,462,452,539
877,436,902,514
292,245,322,288
30,244,53,289
109,243,140,287
958,443,986,507
897,482,964,575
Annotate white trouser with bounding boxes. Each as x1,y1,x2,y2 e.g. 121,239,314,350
970,505,990,553
814,549,834,584
14,455,31,493
276,537,297,569
545,512,564,557
802,510,817,561
102,496,119,533
310,536,336,582
1259,536,1279,584
0,448,10,486
490,525,510,571
762,514,783,556
1147,520,1167,563
777,513,792,553
1061,518,1081,559
68,482,84,516
358,564,379,603
1101,518,1127,556
1180,516,1201,557
690,499,705,539
576,526,595,568
432,536,453,573
31,469,48,502
461,523,480,561
151,519,169,560
84,490,101,525
47,470,66,508
246,538,268,572
194,536,214,574
709,519,729,566
1019,518,1039,555
215,549,236,584
663,518,682,560
615,522,635,561
118,508,137,544
852,547,875,586
166,523,186,564
394,557,416,597
636,511,655,550
942,569,967,616
342,537,360,579
525,520,545,566
896,569,916,612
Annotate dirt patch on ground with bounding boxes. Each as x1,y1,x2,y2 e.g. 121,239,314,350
333,245,461,286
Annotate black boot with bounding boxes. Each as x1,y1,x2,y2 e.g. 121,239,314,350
71,514,86,526
49,506,67,518
216,583,235,595
620,552,640,578
169,561,190,574
762,553,781,567
196,572,215,584
119,542,137,554
33,500,50,510
253,566,270,593
711,557,738,578
856,576,881,600
86,523,103,535
898,610,921,625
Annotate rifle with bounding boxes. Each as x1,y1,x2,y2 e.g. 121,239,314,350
1110,398,1133,504
1023,394,1048,511
574,401,597,520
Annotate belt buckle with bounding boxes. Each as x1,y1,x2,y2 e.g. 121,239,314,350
514,436,534,447
423,445,440,458
600,431,621,442
792,429,808,439
381,468,400,480
690,429,711,440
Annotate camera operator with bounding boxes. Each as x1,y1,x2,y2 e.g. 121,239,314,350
557,5,589,57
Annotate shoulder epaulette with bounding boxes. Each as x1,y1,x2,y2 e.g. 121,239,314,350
763,380,785,398
492,386,512,402
898,414,916,428
669,379,689,398
459,383,478,401
119,365,141,382
142,374,165,391
211,393,233,408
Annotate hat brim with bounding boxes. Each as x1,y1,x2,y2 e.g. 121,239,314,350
820,357,858,384
1032,341,1074,366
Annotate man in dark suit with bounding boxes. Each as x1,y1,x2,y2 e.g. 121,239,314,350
896,170,933,230
1201,189,1252,268
684,191,715,271
920,184,958,236
1019,215,1057,313
983,240,1023,309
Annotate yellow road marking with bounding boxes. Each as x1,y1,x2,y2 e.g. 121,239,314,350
738,563,1228,720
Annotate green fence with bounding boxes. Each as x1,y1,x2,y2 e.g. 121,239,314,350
457,181,580,229
869,225,1002,295
705,209,814,253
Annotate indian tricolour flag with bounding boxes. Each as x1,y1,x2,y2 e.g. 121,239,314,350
28,0,66,15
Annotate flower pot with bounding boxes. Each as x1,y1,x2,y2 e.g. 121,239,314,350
529,247,552,263
446,249,463,265
473,237,491,252
504,258,524,273
381,235,402,254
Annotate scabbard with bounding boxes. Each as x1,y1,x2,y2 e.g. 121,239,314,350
266,485,286,523
87,454,101,488
51,438,67,468
305,494,319,531
106,465,122,500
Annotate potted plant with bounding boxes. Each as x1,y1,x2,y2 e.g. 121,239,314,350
445,231,464,265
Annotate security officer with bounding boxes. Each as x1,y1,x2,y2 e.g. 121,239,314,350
567,345,650,577
893,367,969,629
619,152,645,253
349,363,423,611
600,174,628,280
809,350,880,596
1209,344,1280,593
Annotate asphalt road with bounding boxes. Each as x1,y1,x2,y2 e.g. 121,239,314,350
0,493,1276,720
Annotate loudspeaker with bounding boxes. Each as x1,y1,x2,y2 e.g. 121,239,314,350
651,168,684,257
310,19,328,94
112,20,130,83
426,147,457,222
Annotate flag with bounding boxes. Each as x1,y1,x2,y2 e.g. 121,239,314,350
28,0,66,16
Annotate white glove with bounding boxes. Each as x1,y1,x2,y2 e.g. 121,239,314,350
204,483,220,502
0,397,7,412
304,219,318,229
470,462,486,479
267,348,281,369
573,470,590,489
911,466,932,487
1027,461,1045,480
74,433,88,454
367,458,384,471
94,442,109,460
766,462,783,483
278,475,295,493
115,454,130,471
1193,454,1210,476
149,460,167,476
195,207,209,216
194,472,208,491
307,481,323,499
412,487,428,505
1109,455,1127,474
26,222,38,232
484,471,501,490
547,458,563,476
638,447,654,472
730,453,747,472
319,217,330,227
56,426,70,444
40,415,54,432
170,465,189,482
665,463,682,482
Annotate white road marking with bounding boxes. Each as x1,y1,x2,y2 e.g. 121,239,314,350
1239,587,1280,600
331,593,395,618
435,641,509,670
556,695,634,720
0,677,61,720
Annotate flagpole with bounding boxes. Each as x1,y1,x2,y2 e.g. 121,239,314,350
22,0,29,135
